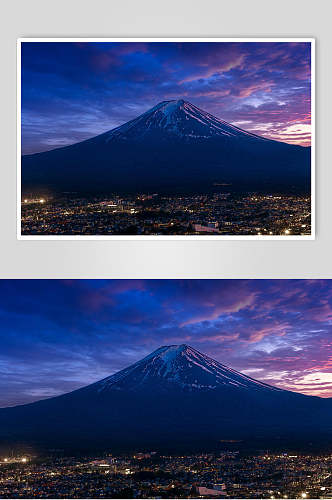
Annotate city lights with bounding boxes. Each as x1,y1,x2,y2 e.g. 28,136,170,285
0,452,331,498
21,193,311,236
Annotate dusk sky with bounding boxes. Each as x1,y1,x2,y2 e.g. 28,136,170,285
21,41,311,154
0,279,331,407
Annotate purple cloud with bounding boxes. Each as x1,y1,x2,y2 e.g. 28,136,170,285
21,41,312,154
0,279,330,407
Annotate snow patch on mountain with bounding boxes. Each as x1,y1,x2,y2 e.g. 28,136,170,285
94,344,283,394
104,100,271,143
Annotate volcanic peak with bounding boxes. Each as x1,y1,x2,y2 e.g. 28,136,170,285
94,344,283,394
104,98,268,143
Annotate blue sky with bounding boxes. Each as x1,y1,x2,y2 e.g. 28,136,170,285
0,280,331,407
21,41,311,154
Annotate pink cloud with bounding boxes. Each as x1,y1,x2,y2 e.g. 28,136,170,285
247,323,289,343
180,292,257,327
179,54,245,84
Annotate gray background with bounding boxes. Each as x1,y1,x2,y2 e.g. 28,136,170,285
0,0,330,279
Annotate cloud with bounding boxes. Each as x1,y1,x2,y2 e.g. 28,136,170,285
0,279,330,406
180,289,257,326
178,54,245,84
21,41,312,153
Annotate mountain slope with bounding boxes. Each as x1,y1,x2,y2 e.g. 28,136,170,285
21,100,311,195
91,344,283,393
0,345,331,453
101,100,271,143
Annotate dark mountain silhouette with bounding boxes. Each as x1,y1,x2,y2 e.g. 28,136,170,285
21,100,311,195
0,345,330,453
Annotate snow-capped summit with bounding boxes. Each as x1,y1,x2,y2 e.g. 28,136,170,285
94,344,282,393
104,99,268,143
0,343,330,453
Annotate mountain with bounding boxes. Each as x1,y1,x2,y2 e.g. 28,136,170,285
22,100,311,195
92,344,284,393
101,99,271,143
0,345,331,453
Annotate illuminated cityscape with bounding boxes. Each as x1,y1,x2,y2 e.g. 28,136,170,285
21,193,311,236
0,452,331,498
1,280,329,498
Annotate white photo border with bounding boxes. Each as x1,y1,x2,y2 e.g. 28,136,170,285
17,37,316,241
